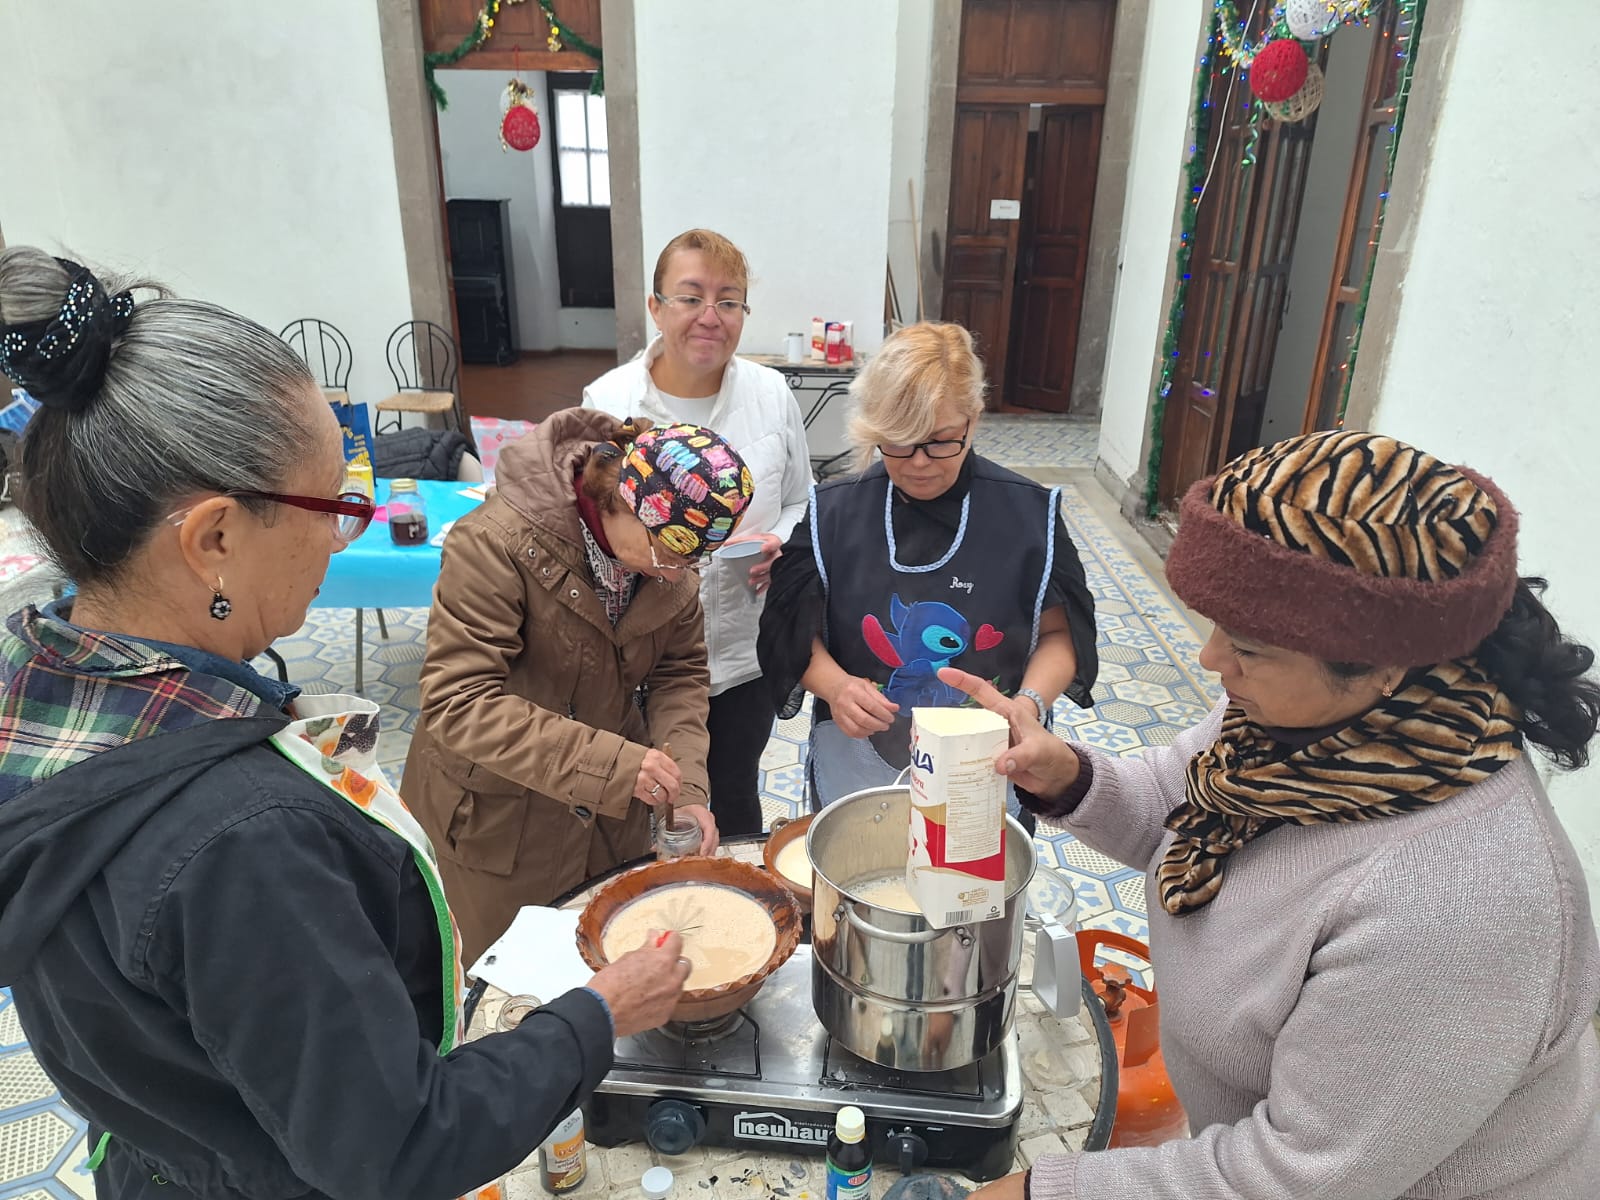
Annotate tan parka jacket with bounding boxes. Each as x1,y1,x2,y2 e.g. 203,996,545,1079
402,408,711,961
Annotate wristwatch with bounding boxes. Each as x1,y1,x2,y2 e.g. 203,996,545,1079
1016,687,1049,723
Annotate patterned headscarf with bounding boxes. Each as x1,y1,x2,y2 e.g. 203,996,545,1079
617,422,753,558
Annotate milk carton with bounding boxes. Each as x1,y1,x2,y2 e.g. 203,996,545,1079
906,707,1010,928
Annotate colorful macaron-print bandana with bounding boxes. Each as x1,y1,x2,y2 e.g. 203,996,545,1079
618,423,754,558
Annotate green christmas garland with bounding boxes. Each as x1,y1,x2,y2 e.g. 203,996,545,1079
425,0,603,110
1139,51,1217,518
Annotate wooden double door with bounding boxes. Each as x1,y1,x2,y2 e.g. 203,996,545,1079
940,0,1117,414
1157,1,1418,506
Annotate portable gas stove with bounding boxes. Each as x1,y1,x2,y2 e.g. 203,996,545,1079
584,946,1023,1181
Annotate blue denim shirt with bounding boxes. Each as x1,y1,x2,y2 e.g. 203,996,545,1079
44,599,301,712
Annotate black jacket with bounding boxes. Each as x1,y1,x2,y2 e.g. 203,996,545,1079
0,715,614,1200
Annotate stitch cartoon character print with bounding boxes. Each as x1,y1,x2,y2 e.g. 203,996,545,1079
861,593,1006,708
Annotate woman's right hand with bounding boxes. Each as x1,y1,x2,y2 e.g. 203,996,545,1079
585,929,693,1038
633,748,682,806
937,667,1080,798
828,676,900,739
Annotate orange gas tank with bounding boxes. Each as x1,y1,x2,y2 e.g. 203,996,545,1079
1077,929,1189,1148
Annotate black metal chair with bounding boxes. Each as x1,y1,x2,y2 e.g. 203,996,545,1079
280,318,355,406
375,321,470,443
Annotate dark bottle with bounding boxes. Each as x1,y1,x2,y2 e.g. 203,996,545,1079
825,1106,872,1200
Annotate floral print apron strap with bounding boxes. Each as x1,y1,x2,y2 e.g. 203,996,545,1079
267,698,466,1052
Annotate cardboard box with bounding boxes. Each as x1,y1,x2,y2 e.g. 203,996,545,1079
906,706,1010,928
811,317,827,361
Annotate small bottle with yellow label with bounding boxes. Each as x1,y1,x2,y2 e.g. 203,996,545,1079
539,1109,588,1194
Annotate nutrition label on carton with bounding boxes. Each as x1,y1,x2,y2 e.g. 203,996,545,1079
944,751,1003,860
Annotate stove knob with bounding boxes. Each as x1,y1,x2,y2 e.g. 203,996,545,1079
889,1129,929,1173
645,1100,706,1156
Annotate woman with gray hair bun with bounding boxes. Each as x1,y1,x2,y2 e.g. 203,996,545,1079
0,247,690,1200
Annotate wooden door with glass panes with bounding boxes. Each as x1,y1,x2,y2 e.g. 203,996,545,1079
1305,1,1416,431
1157,18,1321,507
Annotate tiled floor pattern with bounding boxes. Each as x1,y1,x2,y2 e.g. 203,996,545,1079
0,412,1219,1197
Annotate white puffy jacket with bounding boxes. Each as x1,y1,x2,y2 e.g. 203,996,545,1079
583,341,812,695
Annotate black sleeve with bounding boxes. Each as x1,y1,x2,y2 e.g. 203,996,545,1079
758,502,825,716
1045,509,1099,708
146,798,613,1200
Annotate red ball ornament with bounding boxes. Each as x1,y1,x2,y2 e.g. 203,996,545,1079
501,103,541,152
1249,39,1310,103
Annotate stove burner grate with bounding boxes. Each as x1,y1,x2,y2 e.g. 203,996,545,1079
818,1036,987,1099
612,1010,763,1080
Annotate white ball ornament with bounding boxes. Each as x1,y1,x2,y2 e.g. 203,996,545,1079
1285,0,1341,41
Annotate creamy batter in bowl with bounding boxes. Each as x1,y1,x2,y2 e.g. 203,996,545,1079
575,855,802,1022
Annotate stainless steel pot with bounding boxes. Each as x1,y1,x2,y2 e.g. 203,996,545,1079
806,785,1036,1072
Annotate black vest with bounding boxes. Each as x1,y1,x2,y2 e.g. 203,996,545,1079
811,458,1060,769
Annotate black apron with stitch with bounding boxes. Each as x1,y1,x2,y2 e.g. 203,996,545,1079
809,459,1057,800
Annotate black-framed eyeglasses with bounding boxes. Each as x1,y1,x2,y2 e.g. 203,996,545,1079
878,421,971,460
653,293,751,320
169,488,376,544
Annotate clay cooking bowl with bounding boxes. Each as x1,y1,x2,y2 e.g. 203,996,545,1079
575,856,802,1022
761,814,816,913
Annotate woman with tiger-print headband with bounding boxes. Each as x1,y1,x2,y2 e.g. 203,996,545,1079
947,431,1600,1200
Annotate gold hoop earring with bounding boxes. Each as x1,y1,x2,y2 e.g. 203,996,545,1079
209,576,232,621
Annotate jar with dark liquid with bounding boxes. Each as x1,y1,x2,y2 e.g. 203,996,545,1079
387,478,430,545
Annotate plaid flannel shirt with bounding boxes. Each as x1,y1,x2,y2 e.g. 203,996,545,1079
0,606,266,805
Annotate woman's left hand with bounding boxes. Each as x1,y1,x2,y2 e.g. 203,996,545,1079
679,803,721,856
726,532,783,594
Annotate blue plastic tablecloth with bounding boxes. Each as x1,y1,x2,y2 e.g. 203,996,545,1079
312,479,485,610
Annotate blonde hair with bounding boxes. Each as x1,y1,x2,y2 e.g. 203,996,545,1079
846,322,986,469
652,229,750,295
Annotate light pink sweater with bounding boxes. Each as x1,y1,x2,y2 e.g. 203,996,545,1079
1034,705,1600,1199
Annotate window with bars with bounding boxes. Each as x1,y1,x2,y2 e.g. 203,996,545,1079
552,84,609,208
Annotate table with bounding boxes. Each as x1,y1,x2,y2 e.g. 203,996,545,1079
742,354,862,480
465,838,1115,1198
311,479,485,691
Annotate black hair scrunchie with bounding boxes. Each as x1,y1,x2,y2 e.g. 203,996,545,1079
0,258,135,412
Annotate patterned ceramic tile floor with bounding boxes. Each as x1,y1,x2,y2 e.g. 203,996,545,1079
0,413,1219,1197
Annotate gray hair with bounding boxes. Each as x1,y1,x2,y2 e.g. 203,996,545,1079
0,246,314,586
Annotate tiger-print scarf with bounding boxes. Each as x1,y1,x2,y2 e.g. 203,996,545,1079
1156,657,1522,916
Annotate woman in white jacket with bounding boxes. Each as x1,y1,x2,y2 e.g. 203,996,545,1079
585,228,811,835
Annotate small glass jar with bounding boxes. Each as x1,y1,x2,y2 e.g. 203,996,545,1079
495,994,543,1032
387,478,430,546
656,814,703,861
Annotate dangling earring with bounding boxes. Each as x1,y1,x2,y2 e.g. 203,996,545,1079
209,577,232,621
1381,679,1398,699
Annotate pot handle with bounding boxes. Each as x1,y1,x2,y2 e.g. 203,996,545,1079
894,765,913,786
839,902,948,945
1031,917,1081,1018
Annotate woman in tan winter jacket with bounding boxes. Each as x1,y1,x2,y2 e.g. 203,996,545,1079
404,408,755,963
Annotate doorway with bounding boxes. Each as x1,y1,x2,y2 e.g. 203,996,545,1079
1156,2,1416,507
940,0,1117,414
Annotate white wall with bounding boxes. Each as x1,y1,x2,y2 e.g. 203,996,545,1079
1094,2,1208,491
631,1,898,357
1364,0,1600,902
436,68,562,353
0,0,412,412
889,0,936,327
1260,22,1373,443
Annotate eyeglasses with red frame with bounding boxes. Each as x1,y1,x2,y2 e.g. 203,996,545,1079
168,488,376,544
